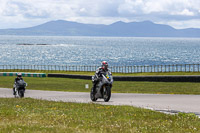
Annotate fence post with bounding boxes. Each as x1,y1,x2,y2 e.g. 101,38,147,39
180,64,182,72
184,64,186,72
146,66,148,73
175,64,177,72
164,65,166,72
143,66,145,73
189,64,191,72
174,64,176,72
130,66,132,73
193,64,195,72
136,66,138,73
156,65,158,72
161,65,162,72
148,66,150,73
140,66,142,73
150,65,151,72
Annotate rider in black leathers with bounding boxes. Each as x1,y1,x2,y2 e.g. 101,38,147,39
92,61,111,93
13,73,24,95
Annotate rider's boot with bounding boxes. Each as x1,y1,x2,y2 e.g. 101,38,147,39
92,83,96,94
13,88,16,95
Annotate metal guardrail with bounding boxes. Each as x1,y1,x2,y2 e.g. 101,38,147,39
0,64,200,73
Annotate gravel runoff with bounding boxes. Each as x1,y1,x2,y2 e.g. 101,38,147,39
1,88,200,117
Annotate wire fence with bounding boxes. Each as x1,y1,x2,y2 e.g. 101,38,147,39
0,64,200,73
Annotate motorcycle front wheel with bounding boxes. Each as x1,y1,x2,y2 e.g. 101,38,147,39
103,86,111,102
18,90,24,98
90,87,97,101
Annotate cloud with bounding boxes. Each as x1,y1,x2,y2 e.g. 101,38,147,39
171,9,195,16
0,0,200,29
165,19,200,29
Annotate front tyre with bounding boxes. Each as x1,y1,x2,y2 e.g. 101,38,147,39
90,87,97,101
103,86,111,102
18,90,24,98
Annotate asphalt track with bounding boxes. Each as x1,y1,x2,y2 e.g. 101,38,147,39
1,88,200,116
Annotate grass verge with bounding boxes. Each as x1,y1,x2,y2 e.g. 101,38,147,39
1,77,200,94
0,98,199,133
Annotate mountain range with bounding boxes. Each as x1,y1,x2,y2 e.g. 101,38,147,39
0,20,200,37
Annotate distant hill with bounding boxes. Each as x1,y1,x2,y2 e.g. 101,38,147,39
0,20,200,37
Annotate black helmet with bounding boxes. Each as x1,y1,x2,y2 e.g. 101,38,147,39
101,61,108,70
17,73,22,77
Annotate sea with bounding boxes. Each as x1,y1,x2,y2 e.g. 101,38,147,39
0,35,200,66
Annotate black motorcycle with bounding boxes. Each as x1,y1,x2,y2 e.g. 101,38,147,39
14,79,27,98
91,71,113,102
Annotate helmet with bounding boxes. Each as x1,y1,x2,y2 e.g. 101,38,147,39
101,61,108,70
17,73,22,77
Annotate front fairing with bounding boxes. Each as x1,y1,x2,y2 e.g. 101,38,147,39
102,72,113,85
16,80,26,89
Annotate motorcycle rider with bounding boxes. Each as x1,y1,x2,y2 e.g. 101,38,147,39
13,73,24,95
92,61,111,93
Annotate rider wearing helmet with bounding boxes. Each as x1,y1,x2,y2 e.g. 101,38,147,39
92,61,111,93
13,73,23,95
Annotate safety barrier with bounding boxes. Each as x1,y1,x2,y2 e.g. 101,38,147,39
47,74,200,82
0,72,46,77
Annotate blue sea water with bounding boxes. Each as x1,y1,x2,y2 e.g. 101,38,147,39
0,35,200,66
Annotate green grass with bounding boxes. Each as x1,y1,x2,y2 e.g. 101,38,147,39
0,76,92,92
0,98,199,133
1,69,200,76
1,76,200,94
113,81,200,94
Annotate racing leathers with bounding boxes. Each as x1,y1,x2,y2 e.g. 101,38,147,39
13,77,24,95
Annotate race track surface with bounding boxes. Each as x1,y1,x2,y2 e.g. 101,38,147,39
1,88,200,116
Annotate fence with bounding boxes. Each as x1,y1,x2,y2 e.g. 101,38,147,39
0,64,200,73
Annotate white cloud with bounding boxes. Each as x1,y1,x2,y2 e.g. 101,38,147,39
0,0,200,29
118,0,144,14
164,19,200,29
171,9,195,16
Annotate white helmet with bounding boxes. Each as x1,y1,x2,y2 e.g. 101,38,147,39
17,73,22,77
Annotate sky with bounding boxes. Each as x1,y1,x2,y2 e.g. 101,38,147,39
0,0,200,29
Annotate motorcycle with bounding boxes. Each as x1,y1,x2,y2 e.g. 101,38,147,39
14,79,27,98
91,71,113,102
